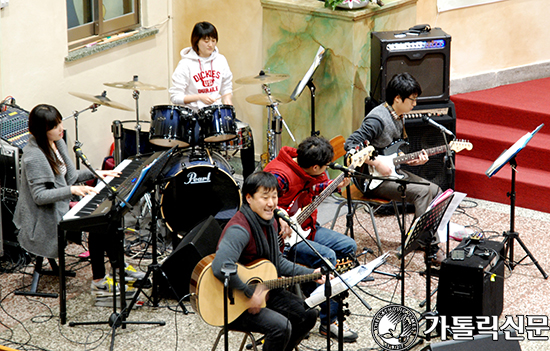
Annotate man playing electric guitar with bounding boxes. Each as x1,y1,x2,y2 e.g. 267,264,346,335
345,72,444,263
264,136,359,342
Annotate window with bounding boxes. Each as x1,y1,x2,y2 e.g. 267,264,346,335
67,0,139,48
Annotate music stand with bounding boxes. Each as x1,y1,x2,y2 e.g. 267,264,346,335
290,45,325,136
486,124,547,279
399,193,453,341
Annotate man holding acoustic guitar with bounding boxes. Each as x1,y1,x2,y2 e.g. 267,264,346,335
211,171,324,351
345,72,444,263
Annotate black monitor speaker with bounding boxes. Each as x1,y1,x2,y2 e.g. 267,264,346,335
371,28,451,104
159,215,222,299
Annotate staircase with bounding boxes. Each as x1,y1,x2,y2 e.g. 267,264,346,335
452,77,550,213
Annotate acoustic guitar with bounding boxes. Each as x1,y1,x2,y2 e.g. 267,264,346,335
189,254,352,326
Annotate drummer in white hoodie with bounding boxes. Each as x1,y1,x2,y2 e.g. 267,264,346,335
169,21,256,179
169,21,233,111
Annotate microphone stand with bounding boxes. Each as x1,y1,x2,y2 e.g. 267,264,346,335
284,218,372,351
74,141,133,209
352,169,430,306
441,131,455,257
63,103,99,169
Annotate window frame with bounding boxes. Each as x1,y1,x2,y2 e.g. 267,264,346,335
68,0,140,49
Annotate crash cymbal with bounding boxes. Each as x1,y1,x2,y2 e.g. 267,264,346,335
235,72,289,85
245,93,292,106
69,91,134,111
104,75,166,91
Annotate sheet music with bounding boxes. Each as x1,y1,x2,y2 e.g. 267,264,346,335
290,45,325,100
486,124,544,178
436,191,466,242
305,253,388,308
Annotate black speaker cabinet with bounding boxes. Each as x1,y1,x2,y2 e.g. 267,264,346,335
371,28,451,104
437,240,505,330
399,101,456,191
159,215,222,299
425,330,521,351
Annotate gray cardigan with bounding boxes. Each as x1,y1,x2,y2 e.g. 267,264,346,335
13,136,93,258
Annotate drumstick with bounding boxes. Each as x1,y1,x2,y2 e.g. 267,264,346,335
215,86,243,101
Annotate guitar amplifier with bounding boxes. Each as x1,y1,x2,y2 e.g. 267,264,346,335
400,100,456,191
437,239,505,332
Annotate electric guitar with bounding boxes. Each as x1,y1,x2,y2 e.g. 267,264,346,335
189,253,353,326
361,139,472,191
280,145,375,247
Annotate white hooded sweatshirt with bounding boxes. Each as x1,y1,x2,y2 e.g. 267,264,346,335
169,46,233,112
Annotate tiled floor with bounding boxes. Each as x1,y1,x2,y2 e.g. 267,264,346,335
1,197,549,350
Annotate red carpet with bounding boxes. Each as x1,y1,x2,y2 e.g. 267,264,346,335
452,77,550,213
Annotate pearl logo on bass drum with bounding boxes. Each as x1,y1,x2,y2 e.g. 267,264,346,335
184,172,212,185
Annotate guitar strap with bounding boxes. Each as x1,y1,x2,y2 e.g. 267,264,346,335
385,102,407,139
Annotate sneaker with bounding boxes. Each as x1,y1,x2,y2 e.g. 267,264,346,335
319,321,358,343
91,276,136,298
124,263,146,281
91,276,119,297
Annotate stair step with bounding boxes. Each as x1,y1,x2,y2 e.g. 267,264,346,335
456,120,550,171
455,155,550,213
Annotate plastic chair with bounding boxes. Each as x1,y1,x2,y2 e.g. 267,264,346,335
329,135,394,254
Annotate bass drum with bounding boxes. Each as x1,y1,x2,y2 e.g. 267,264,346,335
160,149,241,235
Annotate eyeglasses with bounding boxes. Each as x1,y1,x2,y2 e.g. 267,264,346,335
406,97,417,102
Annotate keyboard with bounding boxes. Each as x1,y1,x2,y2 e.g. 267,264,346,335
59,152,161,231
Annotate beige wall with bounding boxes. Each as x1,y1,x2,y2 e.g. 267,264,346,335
1,0,549,165
416,0,550,79
0,0,172,167
172,0,265,156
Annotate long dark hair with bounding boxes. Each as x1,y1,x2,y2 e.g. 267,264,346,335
28,104,63,175
190,21,218,54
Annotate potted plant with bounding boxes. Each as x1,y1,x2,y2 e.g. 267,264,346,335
323,0,384,10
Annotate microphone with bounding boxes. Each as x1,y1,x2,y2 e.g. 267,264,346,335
422,116,455,137
328,162,355,174
273,208,293,226
73,142,92,168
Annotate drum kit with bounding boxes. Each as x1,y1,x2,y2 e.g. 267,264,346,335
67,70,294,237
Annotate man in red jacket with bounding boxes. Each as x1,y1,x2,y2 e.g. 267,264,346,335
264,136,359,342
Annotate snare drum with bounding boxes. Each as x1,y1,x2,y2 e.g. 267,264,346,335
160,149,241,235
150,105,196,147
197,104,237,143
216,121,253,152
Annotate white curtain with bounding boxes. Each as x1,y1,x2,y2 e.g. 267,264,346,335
437,0,506,12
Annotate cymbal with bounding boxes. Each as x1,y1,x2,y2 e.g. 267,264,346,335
245,93,292,106
235,72,289,85
104,76,166,91
69,91,134,111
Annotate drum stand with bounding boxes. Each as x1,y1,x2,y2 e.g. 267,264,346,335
261,84,295,162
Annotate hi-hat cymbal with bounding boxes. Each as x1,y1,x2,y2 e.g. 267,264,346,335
235,72,289,85
104,75,166,91
245,93,292,106
69,91,134,111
